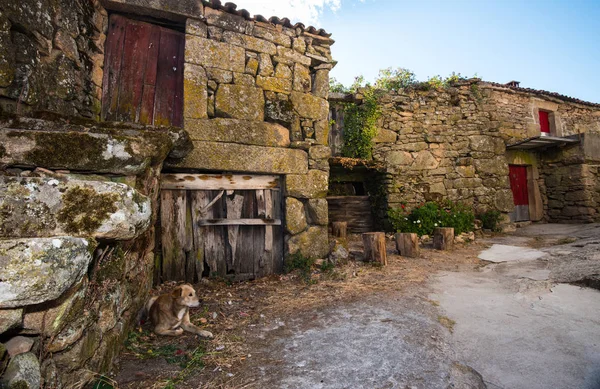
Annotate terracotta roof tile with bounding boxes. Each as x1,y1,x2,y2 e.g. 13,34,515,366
203,0,332,38
484,81,600,108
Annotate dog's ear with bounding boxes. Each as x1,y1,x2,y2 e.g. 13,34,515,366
171,286,183,298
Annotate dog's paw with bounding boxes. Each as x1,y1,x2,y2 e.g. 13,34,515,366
174,328,184,335
198,330,213,339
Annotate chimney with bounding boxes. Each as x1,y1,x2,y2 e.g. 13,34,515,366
505,80,520,88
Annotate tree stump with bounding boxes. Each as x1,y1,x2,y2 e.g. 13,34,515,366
395,233,420,258
331,222,347,239
362,232,387,265
433,227,454,251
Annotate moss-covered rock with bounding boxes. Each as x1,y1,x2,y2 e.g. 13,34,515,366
0,177,152,240
290,92,329,120
285,198,307,235
0,352,41,389
0,308,23,334
0,116,177,175
171,141,308,174
215,84,265,121
306,198,329,225
185,118,290,147
286,170,329,199
0,237,92,308
287,226,329,259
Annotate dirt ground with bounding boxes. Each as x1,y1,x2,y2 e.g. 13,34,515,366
111,236,484,389
110,225,600,389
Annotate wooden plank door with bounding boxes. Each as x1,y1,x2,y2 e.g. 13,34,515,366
102,14,184,127
509,165,530,221
158,174,283,284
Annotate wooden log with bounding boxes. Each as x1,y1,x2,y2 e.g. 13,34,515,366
433,227,454,251
395,233,420,258
362,232,387,265
331,222,347,239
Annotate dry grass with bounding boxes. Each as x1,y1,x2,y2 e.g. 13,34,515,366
116,235,484,389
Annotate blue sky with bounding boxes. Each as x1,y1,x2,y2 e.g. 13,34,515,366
237,0,600,103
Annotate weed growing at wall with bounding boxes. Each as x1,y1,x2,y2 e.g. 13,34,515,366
341,88,381,159
478,209,502,232
388,201,475,236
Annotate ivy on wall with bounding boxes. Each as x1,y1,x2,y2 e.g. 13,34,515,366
340,88,381,160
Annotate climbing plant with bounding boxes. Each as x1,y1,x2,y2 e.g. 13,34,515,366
340,87,381,159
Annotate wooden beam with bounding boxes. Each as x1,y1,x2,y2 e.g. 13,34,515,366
161,174,280,190
198,218,282,226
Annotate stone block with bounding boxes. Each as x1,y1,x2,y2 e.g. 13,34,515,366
470,135,504,154
101,0,203,20
312,69,329,98
253,25,292,47
5,336,34,357
274,63,292,79
0,237,92,308
0,308,23,334
258,53,274,76
306,198,329,225
257,76,292,93
276,47,312,66
0,119,174,175
215,84,264,120
314,120,329,145
223,30,277,55
412,150,439,170
290,92,329,120
293,63,311,93
185,35,245,73
0,176,152,240
373,129,397,143
309,145,332,161
204,7,247,33
206,67,233,83
233,72,256,86
494,189,514,212
265,99,295,125
185,118,290,147
287,226,329,259
0,352,41,389
170,141,308,174
387,151,413,166
286,170,329,199
186,18,207,37
285,198,307,235
293,37,307,53
183,63,208,119
245,57,259,76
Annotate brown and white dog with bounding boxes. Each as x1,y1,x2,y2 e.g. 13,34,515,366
146,284,213,338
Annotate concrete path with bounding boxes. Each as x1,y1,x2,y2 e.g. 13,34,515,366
432,224,600,389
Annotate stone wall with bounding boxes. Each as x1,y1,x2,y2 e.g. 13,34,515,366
352,80,600,224
162,3,335,259
371,82,514,217
0,116,187,388
0,0,106,118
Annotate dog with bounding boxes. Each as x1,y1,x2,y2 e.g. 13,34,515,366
146,283,213,338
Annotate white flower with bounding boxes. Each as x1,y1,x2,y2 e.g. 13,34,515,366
434,223,438,226
416,220,421,223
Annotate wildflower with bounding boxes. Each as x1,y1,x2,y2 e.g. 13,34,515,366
434,223,438,226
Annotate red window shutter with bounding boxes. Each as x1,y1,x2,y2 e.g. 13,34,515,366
539,111,550,133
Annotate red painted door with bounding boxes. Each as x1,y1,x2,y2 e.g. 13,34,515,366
509,165,529,205
102,14,184,127
539,110,550,134
509,165,530,221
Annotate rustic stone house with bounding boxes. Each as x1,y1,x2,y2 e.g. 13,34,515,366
0,0,333,387
329,80,600,230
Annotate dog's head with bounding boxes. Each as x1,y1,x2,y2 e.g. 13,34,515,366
171,284,201,308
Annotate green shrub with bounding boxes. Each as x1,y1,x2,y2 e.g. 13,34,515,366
478,209,502,232
341,87,381,159
388,201,475,237
285,252,316,284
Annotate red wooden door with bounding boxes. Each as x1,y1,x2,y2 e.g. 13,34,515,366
539,111,550,134
102,14,184,127
509,165,529,206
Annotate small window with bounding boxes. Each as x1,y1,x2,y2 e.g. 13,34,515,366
539,110,550,134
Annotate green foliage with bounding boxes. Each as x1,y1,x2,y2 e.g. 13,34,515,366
329,75,368,94
341,87,381,159
374,67,417,91
285,252,316,284
388,201,475,237
478,209,502,232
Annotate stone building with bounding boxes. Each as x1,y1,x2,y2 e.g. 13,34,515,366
0,0,333,387
329,79,600,228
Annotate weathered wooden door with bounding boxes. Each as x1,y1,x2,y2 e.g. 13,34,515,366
102,14,184,126
158,174,283,283
509,165,530,221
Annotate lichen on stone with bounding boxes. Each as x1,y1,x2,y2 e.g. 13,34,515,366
56,186,118,234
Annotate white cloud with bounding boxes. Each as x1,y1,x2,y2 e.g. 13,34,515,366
232,0,342,25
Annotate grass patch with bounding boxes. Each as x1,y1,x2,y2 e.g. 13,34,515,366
285,252,316,284
438,315,456,333
125,329,202,367
161,346,206,389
